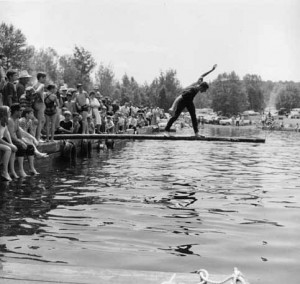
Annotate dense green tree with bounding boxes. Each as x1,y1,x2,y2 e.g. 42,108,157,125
194,91,212,109
148,69,181,110
275,84,300,112
211,72,249,116
0,22,34,70
157,86,169,110
243,74,264,112
73,45,96,88
59,55,81,88
29,47,60,83
95,63,116,98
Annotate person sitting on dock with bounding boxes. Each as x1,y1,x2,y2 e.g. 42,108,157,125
164,64,217,137
57,110,73,134
18,107,48,159
105,115,114,133
0,106,18,181
7,103,38,177
137,112,146,128
128,115,137,133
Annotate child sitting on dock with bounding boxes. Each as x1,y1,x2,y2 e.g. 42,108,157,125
105,116,114,133
0,106,18,181
128,115,137,132
8,103,38,177
57,110,73,134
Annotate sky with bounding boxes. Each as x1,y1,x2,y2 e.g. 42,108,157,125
0,0,299,86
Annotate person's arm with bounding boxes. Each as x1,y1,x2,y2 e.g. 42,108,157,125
7,83,15,107
8,119,26,148
75,94,81,111
55,96,60,108
58,121,73,134
35,84,44,102
198,64,217,82
19,127,38,145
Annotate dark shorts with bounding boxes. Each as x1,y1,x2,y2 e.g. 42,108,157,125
13,140,35,157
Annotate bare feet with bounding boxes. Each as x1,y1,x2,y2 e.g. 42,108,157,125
35,152,49,158
11,171,19,179
1,172,12,181
30,169,39,175
195,133,205,138
19,171,28,178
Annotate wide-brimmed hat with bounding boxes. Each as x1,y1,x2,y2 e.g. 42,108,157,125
25,86,35,92
64,110,72,116
60,85,68,91
19,70,32,79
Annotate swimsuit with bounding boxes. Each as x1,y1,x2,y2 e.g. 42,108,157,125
44,94,57,117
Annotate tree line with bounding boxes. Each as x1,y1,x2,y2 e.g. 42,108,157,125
1,22,299,115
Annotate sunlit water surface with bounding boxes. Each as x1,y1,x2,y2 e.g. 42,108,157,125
0,126,300,284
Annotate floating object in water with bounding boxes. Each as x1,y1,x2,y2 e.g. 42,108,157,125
197,267,248,284
0,262,249,283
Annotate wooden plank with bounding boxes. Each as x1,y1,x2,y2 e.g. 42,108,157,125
0,262,249,284
54,134,265,143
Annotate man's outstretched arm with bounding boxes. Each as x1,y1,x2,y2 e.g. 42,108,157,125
198,64,217,82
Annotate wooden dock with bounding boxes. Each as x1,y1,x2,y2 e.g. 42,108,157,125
54,134,265,143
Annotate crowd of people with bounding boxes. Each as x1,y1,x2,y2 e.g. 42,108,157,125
0,55,169,180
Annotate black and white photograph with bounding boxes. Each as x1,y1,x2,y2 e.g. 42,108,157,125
0,0,299,283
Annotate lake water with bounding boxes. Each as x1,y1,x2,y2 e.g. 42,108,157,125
0,126,299,284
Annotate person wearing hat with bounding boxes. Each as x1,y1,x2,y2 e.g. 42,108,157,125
58,110,73,134
2,70,18,107
16,70,32,102
59,85,68,104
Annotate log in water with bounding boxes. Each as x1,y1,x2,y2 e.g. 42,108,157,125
54,134,265,143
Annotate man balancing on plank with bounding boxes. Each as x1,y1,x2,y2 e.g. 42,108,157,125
164,64,217,137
